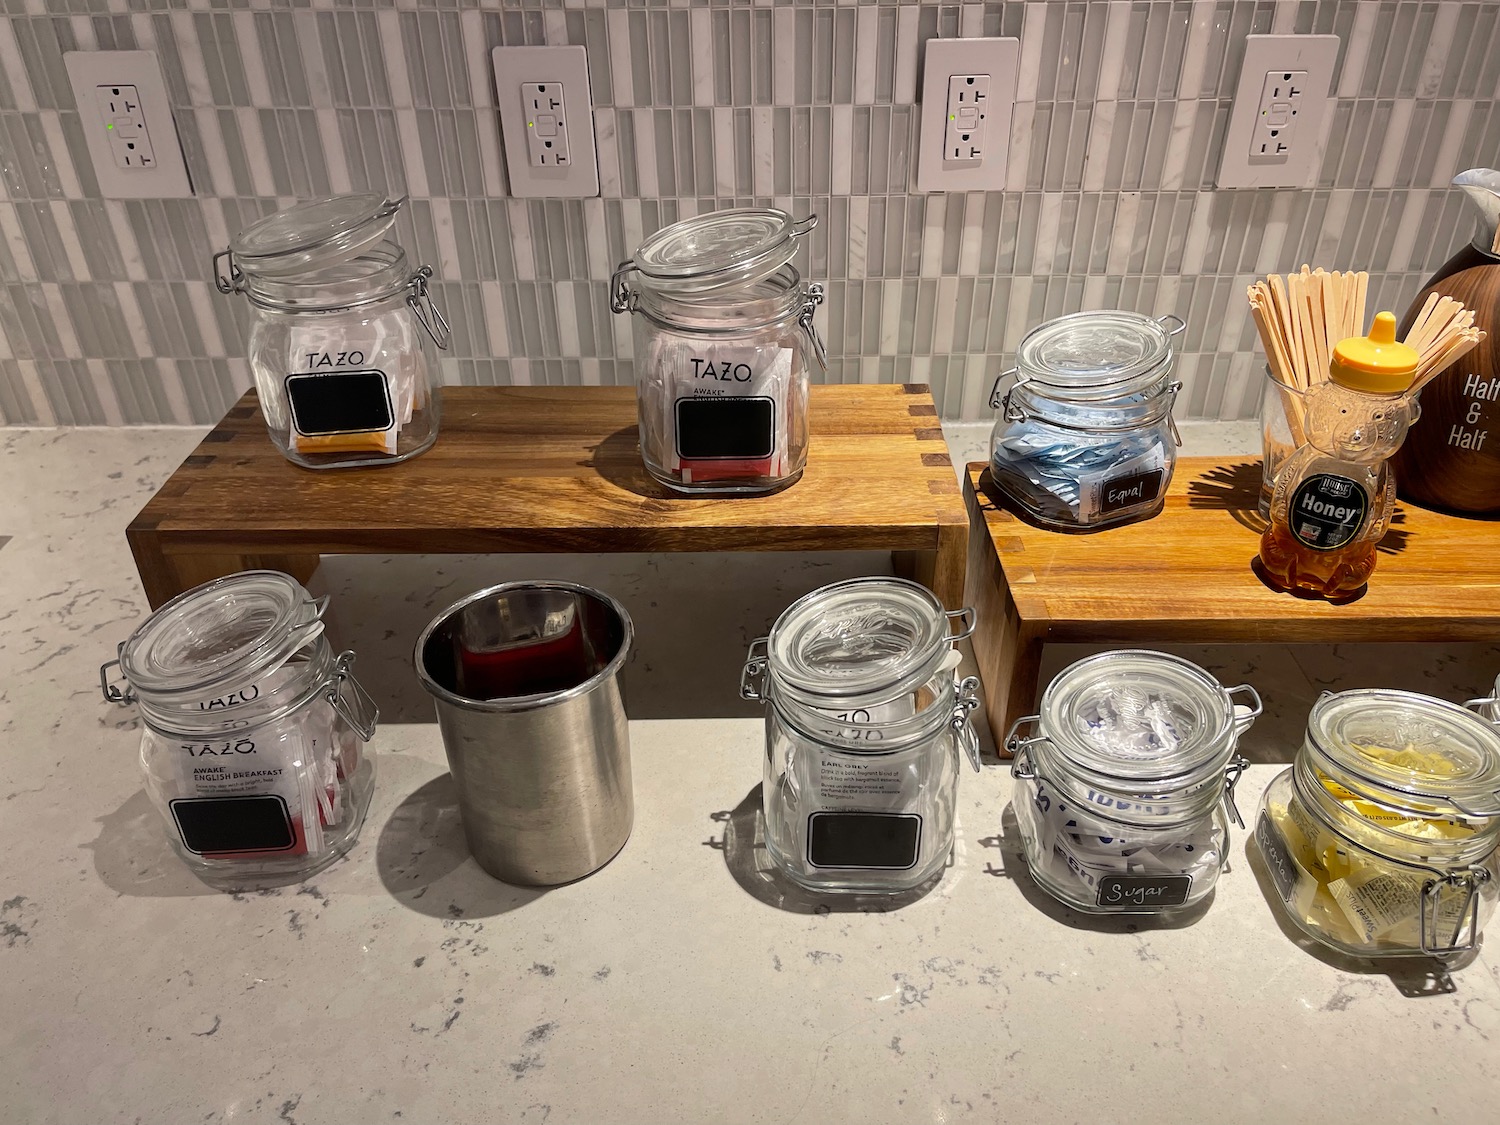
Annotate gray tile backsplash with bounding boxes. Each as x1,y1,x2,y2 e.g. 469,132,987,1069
0,1,1493,426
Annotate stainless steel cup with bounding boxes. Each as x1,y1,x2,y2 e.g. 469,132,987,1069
415,581,634,885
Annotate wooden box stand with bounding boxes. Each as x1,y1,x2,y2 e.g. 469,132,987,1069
964,458,1500,747
128,385,968,611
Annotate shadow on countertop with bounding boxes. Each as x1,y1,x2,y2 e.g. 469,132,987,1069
375,772,549,920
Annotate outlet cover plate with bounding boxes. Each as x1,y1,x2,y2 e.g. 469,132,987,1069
493,45,598,198
63,50,192,199
916,37,1019,193
1217,34,1340,189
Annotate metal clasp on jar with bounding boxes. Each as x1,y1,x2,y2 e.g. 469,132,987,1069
799,283,828,370
99,641,134,705
1420,865,1492,956
1004,715,1047,775
739,637,770,703
212,248,245,296
406,267,452,350
326,650,380,741
953,675,982,772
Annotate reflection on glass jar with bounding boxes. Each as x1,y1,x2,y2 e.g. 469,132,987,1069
989,311,1185,530
741,578,980,893
1256,689,1500,959
1008,650,1259,914
101,571,378,888
214,195,450,470
612,209,825,495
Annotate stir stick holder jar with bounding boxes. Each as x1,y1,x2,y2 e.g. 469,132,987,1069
213,194,451,470
612,208,825,495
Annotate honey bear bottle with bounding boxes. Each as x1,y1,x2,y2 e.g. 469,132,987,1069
1259,313,1420,598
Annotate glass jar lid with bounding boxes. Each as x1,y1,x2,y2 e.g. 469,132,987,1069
1016,311,1178,401
766,578,951,705
229,194,404,278
1039,650,1237,787
1308,689,1500,818
631,208,812,297
118,571,322,701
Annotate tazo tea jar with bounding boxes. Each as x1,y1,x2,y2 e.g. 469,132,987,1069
611,208,825,494
101,571,378,887
1256,689,1500,959
1007,651,1259,914
214,194,450,469
740,578,980,894
989,311,1185,530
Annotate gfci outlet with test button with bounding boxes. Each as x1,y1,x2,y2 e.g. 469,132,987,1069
1217,34,1339,189
64,50,191,199
494,46,598,199
916,37,1019,193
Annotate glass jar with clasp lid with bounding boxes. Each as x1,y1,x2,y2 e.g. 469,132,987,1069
611,208,826,495
1256,689,1500,959
739,578,980,894
1007,650,1260,914
989,310,1186,530
213,194,451,470
101,571,379,888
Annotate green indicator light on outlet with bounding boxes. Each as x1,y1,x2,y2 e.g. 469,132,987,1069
106,123,114,129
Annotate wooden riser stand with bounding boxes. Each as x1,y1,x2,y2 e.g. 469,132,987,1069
128,385,969,614
963,459,1500,751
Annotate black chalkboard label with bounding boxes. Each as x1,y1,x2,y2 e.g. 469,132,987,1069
1288,472,1368,550
170,794,296,854
1100,467,1164,514
285,369,394,437
1095,874,1192,908
676,396,775,459
1256,811,1300,905
806,811,921,870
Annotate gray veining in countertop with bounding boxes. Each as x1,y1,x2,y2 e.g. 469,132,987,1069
2,423,1499,1125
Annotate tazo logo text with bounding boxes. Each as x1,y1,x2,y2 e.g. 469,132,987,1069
304,349,366,369
197,684,260,710
181,738,257,757
691,357,752,382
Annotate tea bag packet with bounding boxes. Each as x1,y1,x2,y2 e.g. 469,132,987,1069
147,659,346,859
148,695,344,861
649,334,794,483
285,318,405,456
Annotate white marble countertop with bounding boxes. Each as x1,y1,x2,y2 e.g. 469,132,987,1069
3,425,1499,1125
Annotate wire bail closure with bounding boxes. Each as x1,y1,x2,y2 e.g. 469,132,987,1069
326,650,379,742
739,637,770,703
800,283,828,370
406,266,451,350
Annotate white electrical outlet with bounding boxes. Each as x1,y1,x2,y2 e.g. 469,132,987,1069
64,51,191,199
522,82,570,167
94,84,157,168
944,74,989,166
917,37,1019,193
493,46,598,198
1251,70,1308,161
1218,35,1339,189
